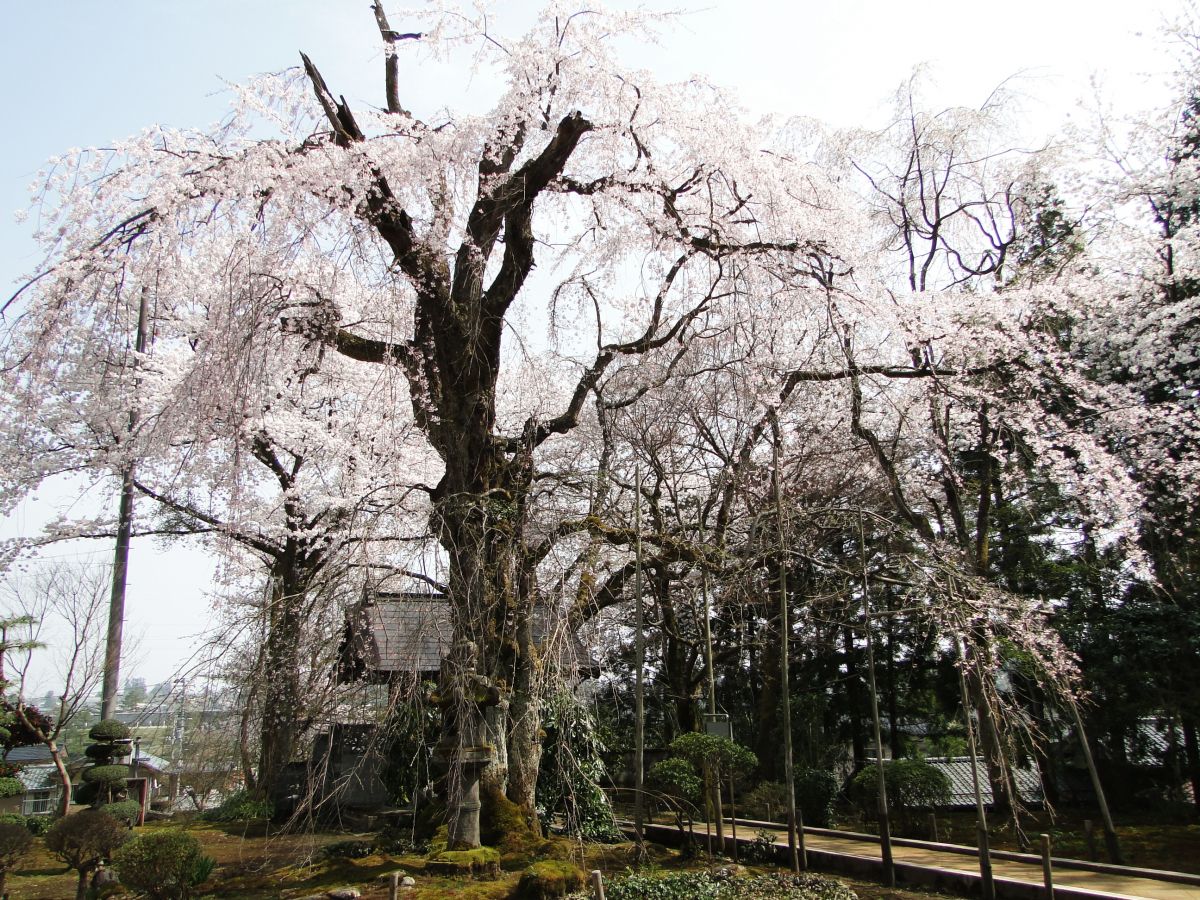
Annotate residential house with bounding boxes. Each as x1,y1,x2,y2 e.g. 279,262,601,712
1,746,68,817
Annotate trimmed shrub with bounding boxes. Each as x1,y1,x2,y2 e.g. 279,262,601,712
101,800,141,826
45,810,129,900
0,777,22,799
0,821,33,896
80,721,132,808
83,765,131,785
113,830,213,900
89,720,132,742
199,790,273,822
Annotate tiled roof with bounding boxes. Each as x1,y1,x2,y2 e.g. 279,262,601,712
895,756,1042,806
15,764,58,792
5,745,64,765
367,595,451,673
131,751,172,774
341,592,597,677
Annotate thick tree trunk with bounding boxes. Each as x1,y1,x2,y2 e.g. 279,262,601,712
434,452,542,823
257,564,306,798
506,598,540,819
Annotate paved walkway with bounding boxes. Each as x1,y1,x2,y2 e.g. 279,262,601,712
708,822,1200,900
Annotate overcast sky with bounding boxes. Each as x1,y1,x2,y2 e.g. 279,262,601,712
0,0,1182,693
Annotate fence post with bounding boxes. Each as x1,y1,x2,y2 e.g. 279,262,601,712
388,871,400,900
1040,833,1054,900
1084,820,1097,862
591,869,607,900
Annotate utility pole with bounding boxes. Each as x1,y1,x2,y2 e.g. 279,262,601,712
773,429,804,872
101,288,149,720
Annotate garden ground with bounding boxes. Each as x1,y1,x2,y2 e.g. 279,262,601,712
6,818,953,900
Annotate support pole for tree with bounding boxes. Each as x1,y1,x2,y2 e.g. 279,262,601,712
1040,833,1054,900
633,467,646,854
101,287,148,721
772,429,804,872
1066,698,1123,864
700,529,725,847
958,636,995,900
858,513,894,887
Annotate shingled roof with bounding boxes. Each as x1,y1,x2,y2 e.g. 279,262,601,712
339,591,597,681
869,756,1043,807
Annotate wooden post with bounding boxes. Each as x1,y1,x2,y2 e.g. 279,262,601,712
729,770,739,861
633,467,646,856
389,871,400,900
859,512,894,887
958,637,995,900
773,431,804,871
928,812,939,843
1040,833,1054,900
1083,820,1097,862
591,869,607,900
1067,700,1123,864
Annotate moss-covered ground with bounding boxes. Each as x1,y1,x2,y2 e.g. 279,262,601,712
7,816,957,900
10,810,1195,899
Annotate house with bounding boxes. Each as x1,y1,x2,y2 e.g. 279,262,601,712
1,746,68,817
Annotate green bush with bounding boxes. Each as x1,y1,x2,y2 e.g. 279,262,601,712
101,800,141,826
24,814,51,835
603,870,723,900
648,757,703,809
740,829,778,865
741,781,788,821
667,733,757,775
0,812,52,835
795,768,839,828
89,720,132,742
199,790,273,822
113,830,213,900
535,690,623,843
45,810,129,900
851,758,950,833
0,777,22,799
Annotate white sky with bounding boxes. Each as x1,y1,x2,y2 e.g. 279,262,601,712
0,0,1183,693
